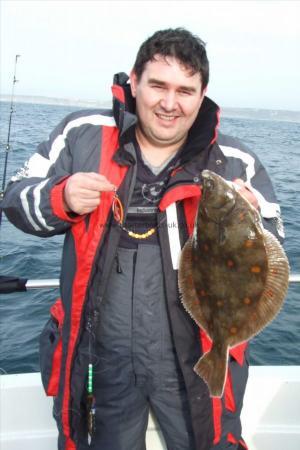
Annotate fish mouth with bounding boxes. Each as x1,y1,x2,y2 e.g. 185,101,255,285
201,170,236,210
202,170,215,193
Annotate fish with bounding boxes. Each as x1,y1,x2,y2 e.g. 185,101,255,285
178,170,290,397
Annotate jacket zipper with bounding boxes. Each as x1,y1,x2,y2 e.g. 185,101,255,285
89,150,138,307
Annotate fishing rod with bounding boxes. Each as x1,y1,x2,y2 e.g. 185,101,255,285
0,54,21,224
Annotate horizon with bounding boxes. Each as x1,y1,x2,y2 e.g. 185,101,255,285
1,94,300,115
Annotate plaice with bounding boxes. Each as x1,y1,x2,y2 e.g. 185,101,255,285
178,170,290,397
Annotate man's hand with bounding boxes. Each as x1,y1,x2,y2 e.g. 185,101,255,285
63,172,116,215
233,178,259,210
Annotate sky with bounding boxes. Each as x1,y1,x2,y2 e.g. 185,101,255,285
1,0,300,110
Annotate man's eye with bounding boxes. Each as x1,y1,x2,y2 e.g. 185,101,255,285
179,90,191,96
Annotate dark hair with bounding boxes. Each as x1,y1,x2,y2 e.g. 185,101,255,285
133,28,209,90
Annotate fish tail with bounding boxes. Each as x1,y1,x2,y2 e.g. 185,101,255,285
194,345,228,397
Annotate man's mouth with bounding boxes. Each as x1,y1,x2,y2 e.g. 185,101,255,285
156,113,179,121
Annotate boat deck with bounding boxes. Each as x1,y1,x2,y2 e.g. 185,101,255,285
1,366,300,449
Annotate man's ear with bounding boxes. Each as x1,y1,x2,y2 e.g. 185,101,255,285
201,86,208,98
129,70,138,98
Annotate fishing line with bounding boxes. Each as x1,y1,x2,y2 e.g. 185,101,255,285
0,54,21,224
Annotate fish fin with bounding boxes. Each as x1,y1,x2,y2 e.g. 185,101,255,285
255,228,290,329
194,344,229,397
232,228,290,344
178,238,210,334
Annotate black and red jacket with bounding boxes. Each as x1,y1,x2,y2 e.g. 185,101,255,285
2,72,283,450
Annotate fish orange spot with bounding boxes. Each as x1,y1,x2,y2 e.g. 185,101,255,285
266,289,274,298
239,213,245,221
244,239,254,248
227,259,234,268
243,297,251,305
251,265,261,273
230,326,237,334
271,268,278,275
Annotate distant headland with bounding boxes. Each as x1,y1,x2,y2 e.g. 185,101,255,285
0,95,299,123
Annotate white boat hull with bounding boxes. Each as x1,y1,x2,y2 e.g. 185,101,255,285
1,366,300,450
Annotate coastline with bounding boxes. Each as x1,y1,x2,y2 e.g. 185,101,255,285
1,95,300,123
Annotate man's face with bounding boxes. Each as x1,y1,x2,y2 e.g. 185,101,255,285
130,55,206,149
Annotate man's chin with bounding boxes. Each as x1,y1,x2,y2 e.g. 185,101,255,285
149,132,186,148
137,125,186,149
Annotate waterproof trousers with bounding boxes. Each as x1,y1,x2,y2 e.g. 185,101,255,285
86,245,244,450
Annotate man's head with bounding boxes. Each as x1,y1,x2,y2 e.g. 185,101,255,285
130,28,209,151
132,28,209,92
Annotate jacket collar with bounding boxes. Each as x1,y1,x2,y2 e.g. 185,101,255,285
111,72,220,167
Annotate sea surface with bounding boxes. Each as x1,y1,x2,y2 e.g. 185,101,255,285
0,101,299,374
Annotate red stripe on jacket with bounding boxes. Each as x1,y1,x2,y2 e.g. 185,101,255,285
159,184,201,211
47,340,63,396
183,195,201,236
200,331,247,367
111,85,125,103
50,177,86,223
224,367,236,412
227,433,248,449
199,324,247,443
60,127,128,448
199,330,222,444
47,298,64,396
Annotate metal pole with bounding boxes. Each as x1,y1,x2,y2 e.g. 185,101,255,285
289,274,300,283
25,279,60,289
22,275,300,290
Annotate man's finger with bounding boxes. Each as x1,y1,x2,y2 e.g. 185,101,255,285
78,189,102,199
84,173,116,191
80,197,101,208
80,180,114,192
233,179,259,209
68,172,115,192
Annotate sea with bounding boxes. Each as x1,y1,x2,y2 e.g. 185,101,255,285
0,101,299,374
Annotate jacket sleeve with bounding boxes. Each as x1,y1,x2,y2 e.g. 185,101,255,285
245,154,285,243
218,135,285,243
1,114,84,237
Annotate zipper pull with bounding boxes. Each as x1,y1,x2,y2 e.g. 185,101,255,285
115,252,123,274
87,363,96,442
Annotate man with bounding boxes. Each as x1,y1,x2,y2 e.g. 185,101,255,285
2,28,284,450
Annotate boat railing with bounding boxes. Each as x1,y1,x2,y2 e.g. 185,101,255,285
24,273,300,289
0,274,299,294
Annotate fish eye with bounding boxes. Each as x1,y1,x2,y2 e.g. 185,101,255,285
205,179,214,190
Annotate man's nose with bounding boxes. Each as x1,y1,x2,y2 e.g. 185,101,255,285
160,91,177,111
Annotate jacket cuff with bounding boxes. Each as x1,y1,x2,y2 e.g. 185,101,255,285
50,177,84,223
